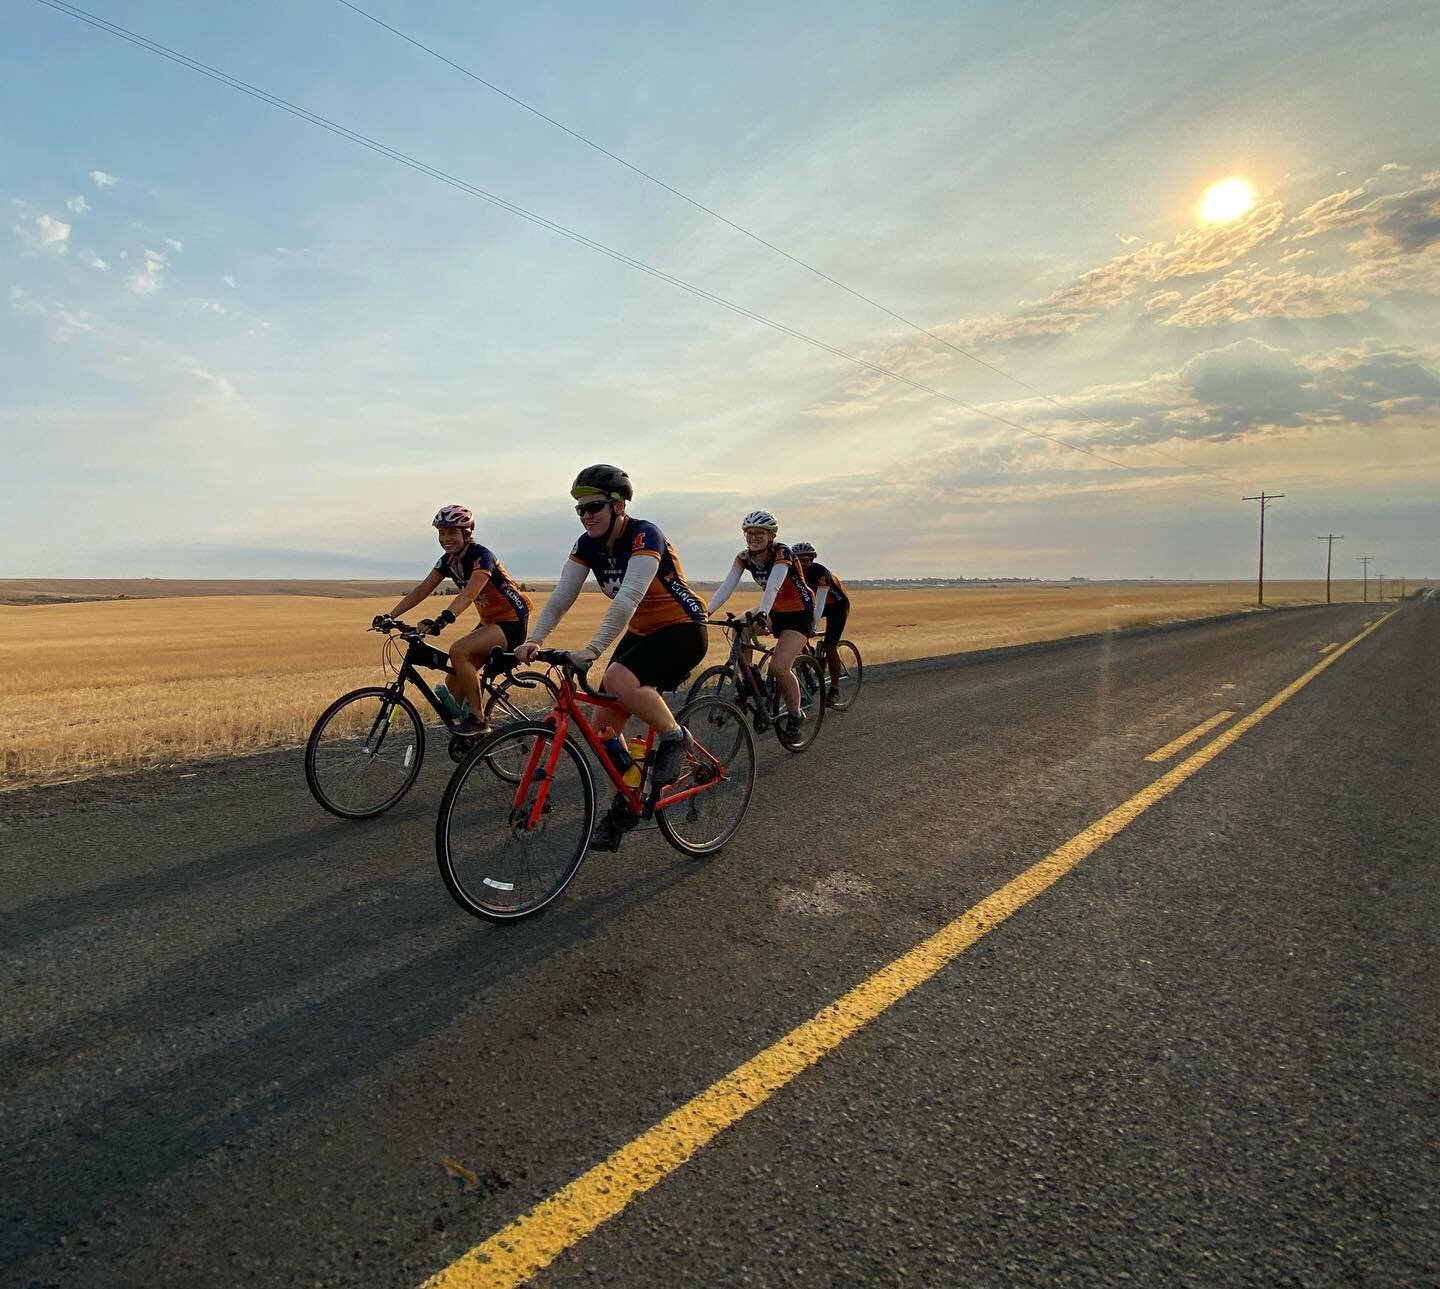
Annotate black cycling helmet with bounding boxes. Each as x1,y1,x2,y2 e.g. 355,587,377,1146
570,464,633,501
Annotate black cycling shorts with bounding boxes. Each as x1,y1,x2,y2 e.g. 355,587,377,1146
821,602,849,649
456,618,528,651
611,621,709,693
768,610,813,639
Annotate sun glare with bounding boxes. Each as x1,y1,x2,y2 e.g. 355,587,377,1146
1196,177,1257,224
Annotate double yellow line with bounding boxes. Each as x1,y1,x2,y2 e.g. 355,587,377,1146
422,611,1394,1289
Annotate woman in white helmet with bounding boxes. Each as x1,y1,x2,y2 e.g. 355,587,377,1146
373,504,533,734
706,510,815,737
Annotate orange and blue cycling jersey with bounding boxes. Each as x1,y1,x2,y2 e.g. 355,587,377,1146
435,543,533,625
799,561,849,613
569,517,707,636
736,543,814,615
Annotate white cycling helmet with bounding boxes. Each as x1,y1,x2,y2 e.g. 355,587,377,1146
433,504,474,530
790,541,816,557
742,510,778,533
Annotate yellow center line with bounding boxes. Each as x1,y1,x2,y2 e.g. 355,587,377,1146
1144,710,1234,763
419,610,1395,1289
1320,642,1338,654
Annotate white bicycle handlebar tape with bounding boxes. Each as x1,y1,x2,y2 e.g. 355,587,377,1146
585,555,657,655
525,559,586,646
706,559,743,614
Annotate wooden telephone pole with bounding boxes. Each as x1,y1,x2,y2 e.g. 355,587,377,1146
1243,492,1285,606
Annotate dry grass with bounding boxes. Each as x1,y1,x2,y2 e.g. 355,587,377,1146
0,580,1378,789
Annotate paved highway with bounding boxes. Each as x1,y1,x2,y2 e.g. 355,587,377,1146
3,601,1435,1287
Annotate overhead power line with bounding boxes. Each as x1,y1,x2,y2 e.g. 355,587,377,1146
332,0,1252,493
37,0,1238,500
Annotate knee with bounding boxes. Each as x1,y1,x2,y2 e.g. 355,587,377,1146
603,664,634,696
448,640,469,665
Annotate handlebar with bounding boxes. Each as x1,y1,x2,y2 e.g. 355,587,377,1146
370,619,434,641
485,647,610,702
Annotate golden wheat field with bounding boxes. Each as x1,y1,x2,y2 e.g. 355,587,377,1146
0,580,1380,789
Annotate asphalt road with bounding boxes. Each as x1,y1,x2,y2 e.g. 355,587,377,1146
3,601,1436,1287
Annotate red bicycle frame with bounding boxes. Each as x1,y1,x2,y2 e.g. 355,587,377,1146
509,673,730,827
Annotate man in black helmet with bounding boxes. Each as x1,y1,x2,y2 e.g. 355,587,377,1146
518,465,708,851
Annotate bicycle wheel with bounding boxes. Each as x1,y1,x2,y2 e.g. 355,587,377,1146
305,687,425,819
481,671,560,783
483,670,558,728
657,697,755,857
436,722,595,922
685,664,734,705
826,640,864,711
775,655,826,753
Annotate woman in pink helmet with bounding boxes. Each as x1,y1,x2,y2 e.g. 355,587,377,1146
373,505,533,734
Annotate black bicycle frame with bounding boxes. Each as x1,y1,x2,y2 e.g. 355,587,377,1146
390,635,458,723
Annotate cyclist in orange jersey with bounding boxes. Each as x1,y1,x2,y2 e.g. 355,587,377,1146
706,510,814,738
518,466,708,851
791,540,850,706
373,504,533,734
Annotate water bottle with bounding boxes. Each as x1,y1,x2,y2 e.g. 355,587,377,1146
597,726,632,777
436,682,463,722
623,737,646,789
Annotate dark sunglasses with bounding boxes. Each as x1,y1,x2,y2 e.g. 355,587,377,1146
574,498,610,517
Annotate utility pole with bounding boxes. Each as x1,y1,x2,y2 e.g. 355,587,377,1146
1242,492,1285,607
1400,576,1407,600
1317,534,1344,604
1378,573,1387,602
1357,555,1373,603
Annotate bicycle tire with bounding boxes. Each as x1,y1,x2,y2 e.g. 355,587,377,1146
304,686,425,819
775,655,826,753
685,664,735,707
657,696,755,857
480,671,560,783
825,640,864,711
435,722,595,922
482,669,559,728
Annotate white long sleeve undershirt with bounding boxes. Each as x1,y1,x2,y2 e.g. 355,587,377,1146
525,556,658,656
707,556,789,616
812,585,829,621
756,560,789,616
706,560,744,614
525,559,586,646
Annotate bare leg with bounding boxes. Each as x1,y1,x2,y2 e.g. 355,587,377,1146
771,629,806,713
448,623,506,715
603,662,679,737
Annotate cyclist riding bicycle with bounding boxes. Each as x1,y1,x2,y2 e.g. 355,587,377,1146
792,540,851,707
517,465,709,851
372,505,533,735
706,510,815,737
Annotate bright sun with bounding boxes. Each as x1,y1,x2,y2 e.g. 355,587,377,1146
1196,177,1257,224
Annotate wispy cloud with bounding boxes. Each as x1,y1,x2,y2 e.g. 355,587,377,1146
66,195,90,214
1160,266,1371,327
9,286,95,342
13,212,72,252
88,169,120,189
125,248,167,295
163,237,184,253
221,274,237,288
86,253,109,272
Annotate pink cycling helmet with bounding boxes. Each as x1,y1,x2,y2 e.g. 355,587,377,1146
432,504,474,530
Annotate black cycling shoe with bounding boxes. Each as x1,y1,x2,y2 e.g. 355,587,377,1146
589,814,625,852
590,796,639,853
650,728,693,786
780,711,804,738
452,714,490,738
825,687,841,708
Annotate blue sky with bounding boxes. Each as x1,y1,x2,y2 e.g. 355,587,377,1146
3,0,1437,580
